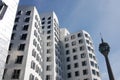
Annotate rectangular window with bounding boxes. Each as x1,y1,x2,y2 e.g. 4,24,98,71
83,69,88,75
71,35,75,39
46,57,52,62
80,46,85,51
72,48,77,53
6,55,10,63
66,57,70,62
78,33,82,37
79,39,83,44
67,64,71,70
81,53,86,58
18,44,25,51
11,33,15,40
0,1,7,20
15,17,19,22
65,43,69,48
47,30,51,34
2,69,7,79
71,41,76,46
31,61,35,69
46,75,51,80
9,43,13,50
64,37,69,42
15,55,23,64
26,11,31,15
20,34,27,40
66,50,70,55
23,25,29,31
67,73,71,78
92,69,96,75
13,24,17,30
11,69,21,79
24,17,30,22
47,21,51,24
17,10,22,15
73,55,78,60
74,63,79,68
82,61,87,66
75,71,79,76
46,65,51,71
29,74,34,80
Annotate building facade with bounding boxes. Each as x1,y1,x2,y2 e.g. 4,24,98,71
60,29,101,80
0,0,19,79
2,6,43,80
40,12,65,80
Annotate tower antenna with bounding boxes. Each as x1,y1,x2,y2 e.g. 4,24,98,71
100,33,104,43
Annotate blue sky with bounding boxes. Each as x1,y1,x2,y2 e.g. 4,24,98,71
20,0,120,80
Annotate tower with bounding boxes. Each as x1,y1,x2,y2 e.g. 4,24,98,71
0,0,19,79
3,6,43,80
99,37,115,80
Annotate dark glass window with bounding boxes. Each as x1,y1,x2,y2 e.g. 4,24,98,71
66,57,70,62
42,22,45,24
17,10,22,15
24,17,30,22
74,63,79,68
81,53,86,58
31,61,35,69
42,17,45,20
13,24,17,30
90,61,94,67
47,25,51,29
65,43,69,48
73,55,78,60
82,61,87,66
18,44,25,51
20,34,27,40
15,55,23,64
46,65,51,71
75,71,79,76
9,43,13,50
6,55,10,63
67,64,71,70
11,69,21,79
47,30,51,34
23,25,29,31
26,11,31,15
71,41,76,46
66,50,70,55
92,69,96,75
71,35,75,39
48,17,51,20
11,33,15,40
80,46,85,51
47,21,51,24
2,69,7,79
46,75,51,80
15,17,19,22
83,69,88,75
0,1,8,20
29,74,34,80
78,33,82,37
72,48,77,53
79,39,83,44
67,73,71,78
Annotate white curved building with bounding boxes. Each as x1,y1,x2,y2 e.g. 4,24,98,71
0,0,19,79
60,29,101,80
2,6,43,80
